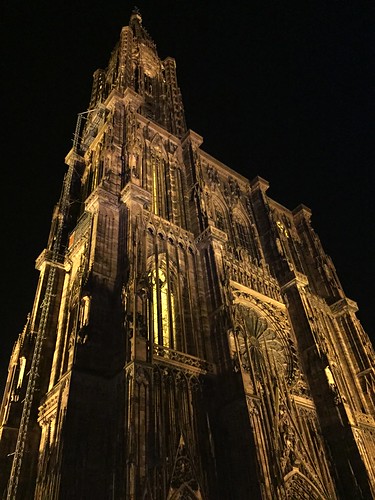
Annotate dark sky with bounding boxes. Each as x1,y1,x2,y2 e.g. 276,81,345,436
1,0,374,389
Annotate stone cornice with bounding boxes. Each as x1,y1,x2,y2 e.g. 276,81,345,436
121,182,151,207
293,204,312,222
231,279,286,311
65,149,84,166
85,186,119,213
250,176,270,193
137,113,181,146
122,87,143,110
281,271,309,291
195,225,228,248
35,249,66,272
330,297,359,315
153,344,215,375
181,129,203,148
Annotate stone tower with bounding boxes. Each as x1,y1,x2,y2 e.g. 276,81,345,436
1,9,374,500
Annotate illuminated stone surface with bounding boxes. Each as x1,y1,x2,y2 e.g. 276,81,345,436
0,9,374,500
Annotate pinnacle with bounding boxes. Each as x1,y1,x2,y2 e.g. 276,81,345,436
131,6,142,23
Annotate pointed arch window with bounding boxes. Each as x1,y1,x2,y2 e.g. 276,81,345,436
150,266,177,348
213,202,227,232
151,153,164,215
233,212,259,259
151,139,171,219
235,218,251,248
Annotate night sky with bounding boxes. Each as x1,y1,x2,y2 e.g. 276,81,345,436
1,0,374,390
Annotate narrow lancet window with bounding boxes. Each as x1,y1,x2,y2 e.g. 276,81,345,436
17,357,26,389
150,267,176,348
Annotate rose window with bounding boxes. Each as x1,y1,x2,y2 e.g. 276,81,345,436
235,306,295,382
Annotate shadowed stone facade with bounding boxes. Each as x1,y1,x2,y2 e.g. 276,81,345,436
1,9,374,500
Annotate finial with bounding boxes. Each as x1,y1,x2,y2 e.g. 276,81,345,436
131,6,142,23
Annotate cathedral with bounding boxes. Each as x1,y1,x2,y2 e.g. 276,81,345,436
1,9,374,500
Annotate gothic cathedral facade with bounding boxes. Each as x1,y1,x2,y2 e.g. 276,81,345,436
1,10,374,500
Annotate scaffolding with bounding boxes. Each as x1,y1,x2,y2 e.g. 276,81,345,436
74,105,106,154
6,109,98,499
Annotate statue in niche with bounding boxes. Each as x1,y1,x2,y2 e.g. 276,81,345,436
136,313,147,338
126,107,137,146
227,329,241,373
206,165,220,189
204,191,213,219
129,136,142,180
279,404,297,472
224,176,241,206
76,326,89,344
68,331,75,350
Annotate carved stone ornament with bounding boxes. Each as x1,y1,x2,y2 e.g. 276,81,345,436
234,305,297,384
284,470,327,500
167,435,201,499
206,165,220,190
135,365,150,386
291,376,312,399
246,396,260,416
224,176,241,207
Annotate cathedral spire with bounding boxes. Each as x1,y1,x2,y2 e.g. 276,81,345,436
129,6,155,48
1,8,374,500
87,8,186,135
130,6,142,24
